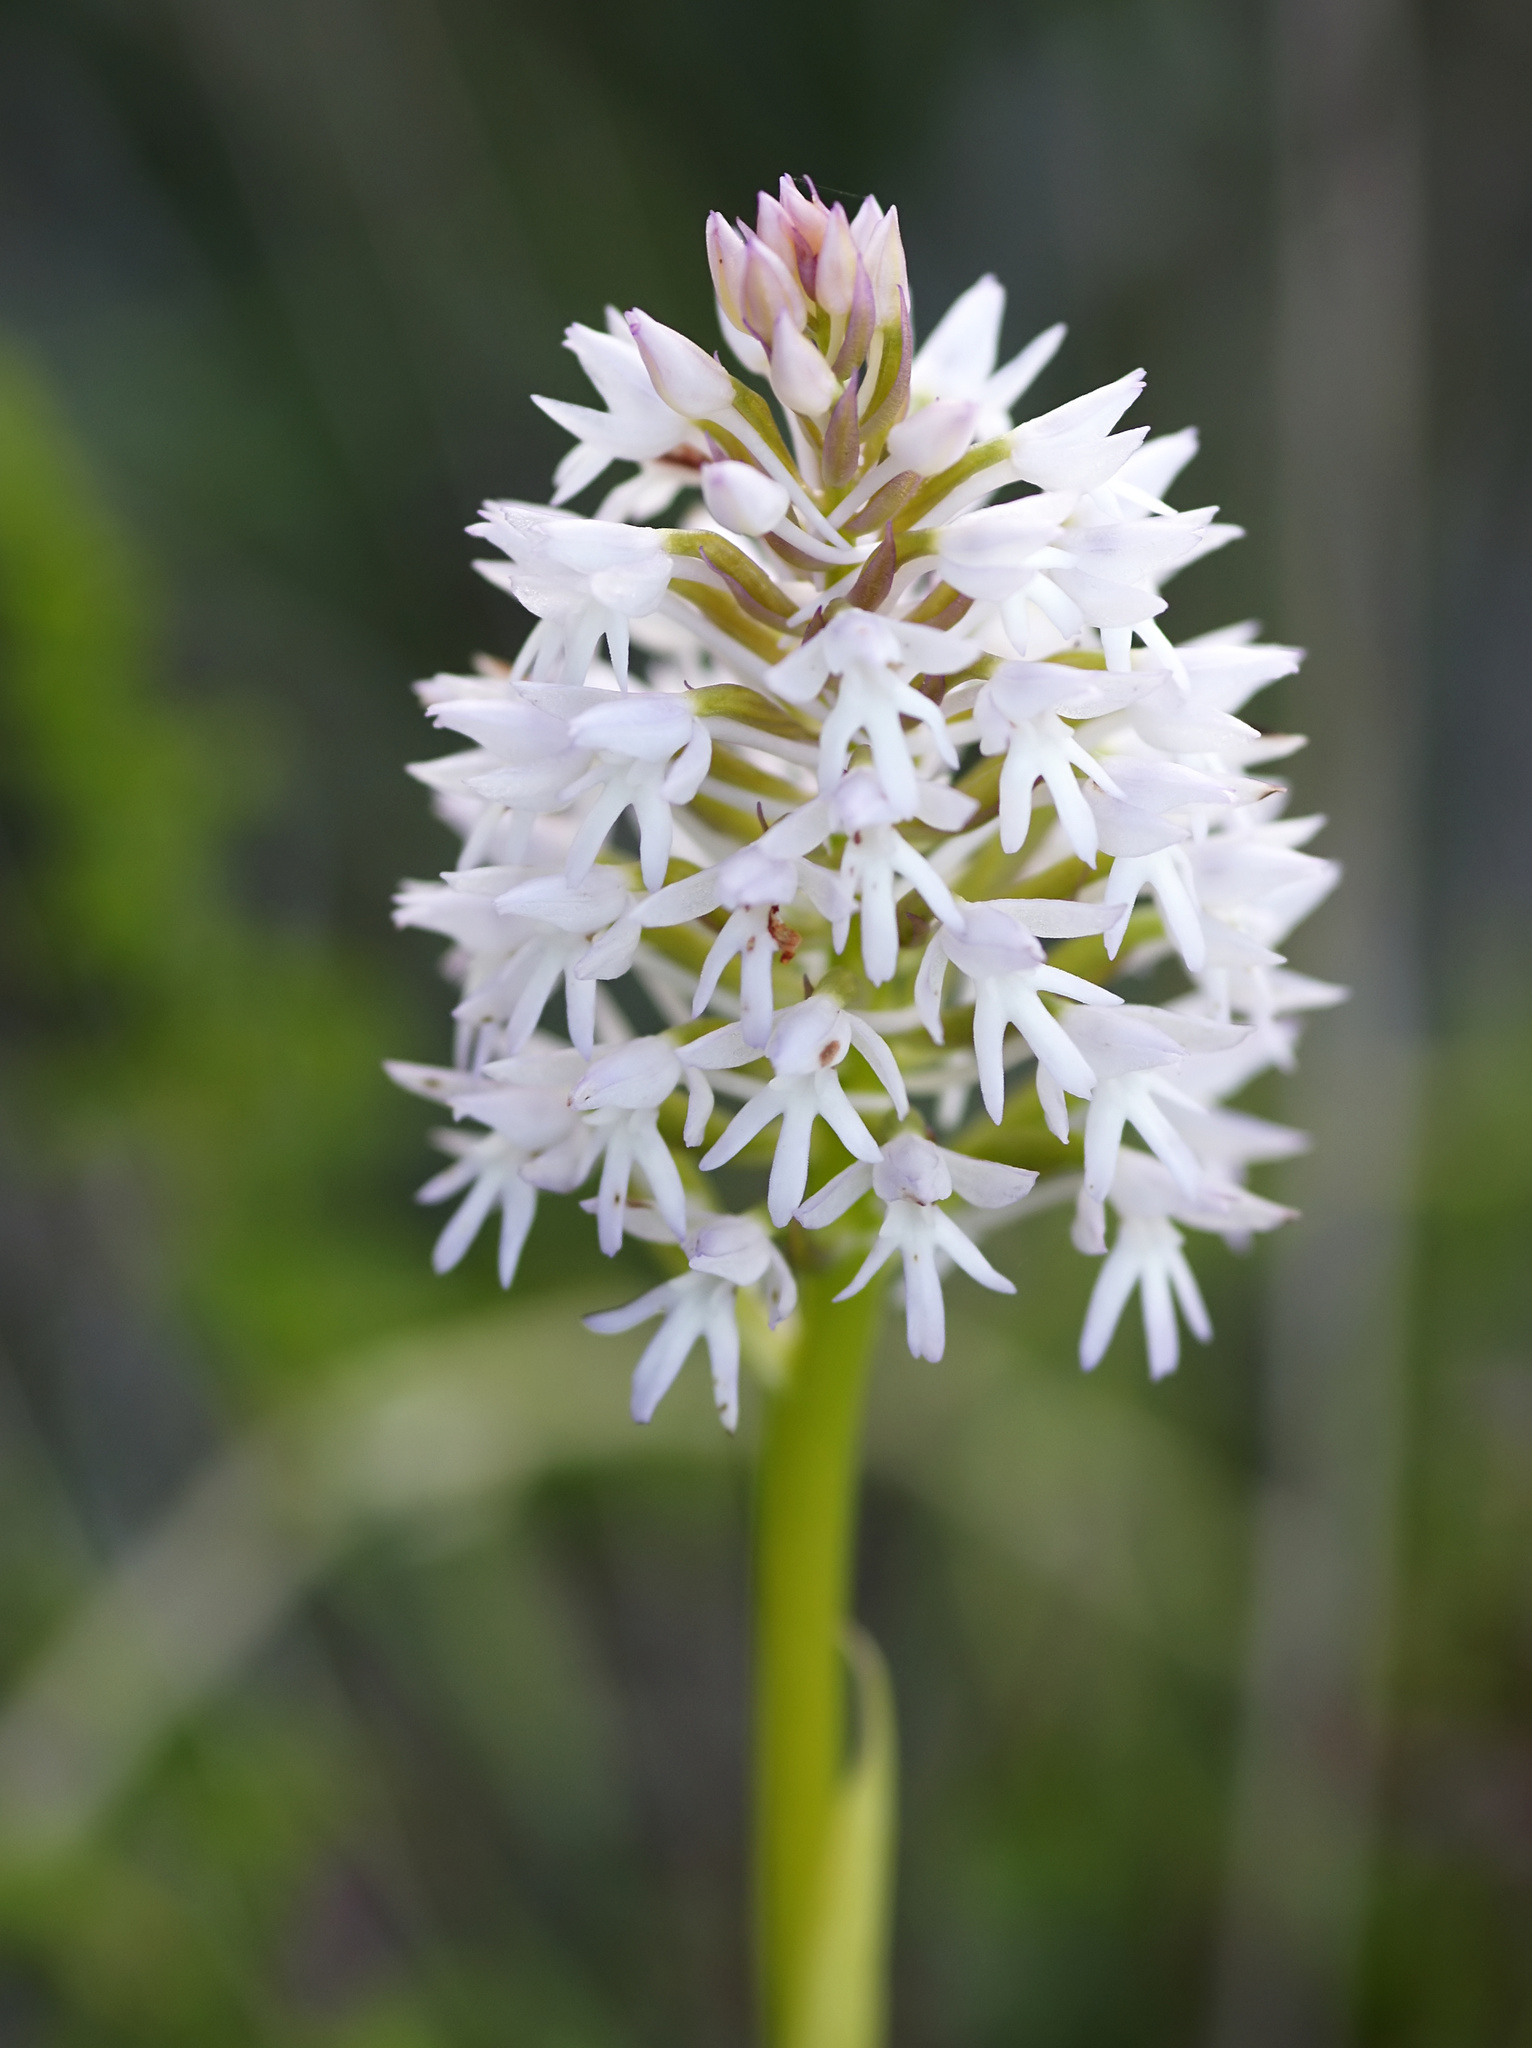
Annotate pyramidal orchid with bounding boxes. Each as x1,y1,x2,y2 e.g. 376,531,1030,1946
386,175,1340,2045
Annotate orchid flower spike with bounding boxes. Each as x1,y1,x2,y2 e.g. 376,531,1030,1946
390,171,1337,1412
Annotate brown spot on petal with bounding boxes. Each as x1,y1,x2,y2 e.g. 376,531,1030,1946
820,1039,843,1066
767,908,801,963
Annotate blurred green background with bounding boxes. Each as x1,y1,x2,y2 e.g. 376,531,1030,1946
0,0,1529,2042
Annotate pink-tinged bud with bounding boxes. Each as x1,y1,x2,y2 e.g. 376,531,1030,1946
778,174,829,252
700,459,791,537
815,204,858,316
626,308,736,418
885,398,979,476
757,192,818,301
849,193,884,251
862,205,909,325
754,192,801,274
740,233,806,340
767,312,841,416
706,212,748,331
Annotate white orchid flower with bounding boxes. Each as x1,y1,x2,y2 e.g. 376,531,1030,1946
767,610,978,817
797,1132,1036,1362
1076,1149,1294,1378
916,902,1123,1128
471,504,674,689
533,313,705,507
687,995,906,1228
586,1211,797,1431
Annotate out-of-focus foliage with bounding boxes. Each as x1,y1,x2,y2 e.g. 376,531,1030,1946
0,0,1529,2044
1363,1017,1532,2048
0,342,441,1382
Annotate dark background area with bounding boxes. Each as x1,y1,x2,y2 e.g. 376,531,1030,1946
0,1,1528,2043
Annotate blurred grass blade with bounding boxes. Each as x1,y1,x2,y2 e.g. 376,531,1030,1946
0,1282,1244,1866
785,1627,898,2048
0,1298,720,1863
0,1445,322,1859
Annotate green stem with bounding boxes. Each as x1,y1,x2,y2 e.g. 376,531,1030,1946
754,1257,887,2046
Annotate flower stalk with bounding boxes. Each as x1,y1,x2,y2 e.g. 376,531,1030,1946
755,1257,890,2047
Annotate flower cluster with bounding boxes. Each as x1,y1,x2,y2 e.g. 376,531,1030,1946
390,177,1341,1427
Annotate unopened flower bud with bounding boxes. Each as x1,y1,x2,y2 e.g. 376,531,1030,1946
849,194,884,252
778,174,829,253
626,308,736,418
768,312,841,417
754,192,802,275
706,212,749,332
815,204,859,316
701,459,790,537
885,399,979,476
861,205,909,325
741,234,806,340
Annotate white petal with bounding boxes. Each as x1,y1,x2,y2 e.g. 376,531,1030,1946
847,1015,909,1117
431,1172,501,1274
912,275,1005,400
939,1152,1038,1209
833,1231,899,1303
797,1161,877,1229
1079,1242,1141,1370
630,1301,705,1422
901,1232,948,1361
931,1208,1016,1293
571,1038,681,1111
704,1293,742,1431
585,1280,679,1336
